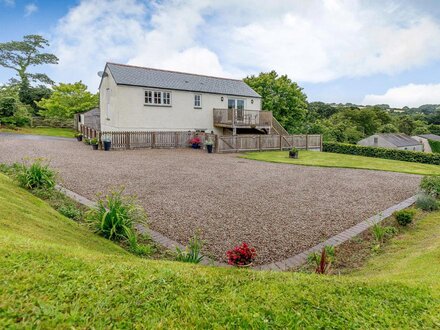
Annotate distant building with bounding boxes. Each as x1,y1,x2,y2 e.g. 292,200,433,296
412,134,440,153
357,133,423,151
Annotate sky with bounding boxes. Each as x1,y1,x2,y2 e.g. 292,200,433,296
1,0,440,108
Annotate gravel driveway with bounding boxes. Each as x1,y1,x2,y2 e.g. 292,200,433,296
0,134,421,264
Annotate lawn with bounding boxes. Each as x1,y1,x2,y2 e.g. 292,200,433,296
243,150,440,176
0,127,75,138
0,174,439,328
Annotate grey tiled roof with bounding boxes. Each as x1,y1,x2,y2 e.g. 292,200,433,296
378,133,422,147
417,134,440,141
106,63,261,98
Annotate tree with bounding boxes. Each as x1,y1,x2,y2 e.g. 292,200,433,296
36,82,99,119
244,71,308,133
0,35,58,85
18,82,52,115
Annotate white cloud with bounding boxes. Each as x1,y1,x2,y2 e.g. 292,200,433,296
24,3,38,16
1,0,15,6
48,0,440,91
362,83,440,107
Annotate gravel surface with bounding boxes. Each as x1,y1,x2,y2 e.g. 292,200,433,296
0,134,421,264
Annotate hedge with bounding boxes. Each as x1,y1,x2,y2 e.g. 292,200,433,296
323,142,440,165
31,117,74,128
428,139,440,154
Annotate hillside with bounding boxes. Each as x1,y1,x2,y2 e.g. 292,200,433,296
0,173,439,328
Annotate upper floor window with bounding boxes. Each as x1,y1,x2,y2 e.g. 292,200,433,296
145,90,171,105
194,94,202,108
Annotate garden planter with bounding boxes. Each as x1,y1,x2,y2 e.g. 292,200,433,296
76,135,83,142
92,144,99,150
103,140,111,151
192,143,200,149
289,151,298,159
206,145,213,153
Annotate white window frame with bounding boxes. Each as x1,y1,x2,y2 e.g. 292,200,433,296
145,90,172,106
227,98,246,109
194,94,202,108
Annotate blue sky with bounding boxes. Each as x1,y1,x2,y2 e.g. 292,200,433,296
1,0,440,107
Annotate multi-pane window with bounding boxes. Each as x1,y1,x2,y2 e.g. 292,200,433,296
194,94,202,108
145,90,171,105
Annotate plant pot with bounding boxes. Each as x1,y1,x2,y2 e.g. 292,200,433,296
76,135,83,142
92,144,99,150
289,151,298,159
236,262,253,268
192,143,200,149
206,145,213,153
103,140,111,151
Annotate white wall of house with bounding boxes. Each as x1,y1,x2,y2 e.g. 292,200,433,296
99,69,261,133
358,134,423,151
412,136,431,153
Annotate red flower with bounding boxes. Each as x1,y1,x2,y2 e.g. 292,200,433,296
226,242,257,266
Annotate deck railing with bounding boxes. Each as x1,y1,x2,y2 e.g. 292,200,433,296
213,109,272,127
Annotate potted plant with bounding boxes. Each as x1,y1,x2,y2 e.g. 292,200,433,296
102,136,112,151
190,136,201,149
204,137,214,153
83,138,91,145
90,138,99,150
289,147,299,159
226,242,257,267
75,132,83,142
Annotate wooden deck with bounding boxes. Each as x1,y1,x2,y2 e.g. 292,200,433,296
213,109,272,130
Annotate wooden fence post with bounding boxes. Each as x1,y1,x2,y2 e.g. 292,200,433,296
306,135,309,151
259,135,262,151
125,132,130,150
152,132,156,148
175,132,179,148
280,134,283,150
215,134,219,153
320,135,323,151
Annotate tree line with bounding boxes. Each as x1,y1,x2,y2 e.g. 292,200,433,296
1,34,439,143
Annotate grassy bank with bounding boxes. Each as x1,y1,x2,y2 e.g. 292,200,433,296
243,150,440,176
0,174,439,328
0,127,75,138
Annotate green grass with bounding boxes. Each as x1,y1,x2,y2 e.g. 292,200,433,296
0,127,75,138
243,150,440,176
1,173,439,328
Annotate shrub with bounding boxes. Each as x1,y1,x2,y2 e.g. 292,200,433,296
307,246,335,274
420,176,440,199
87,189,147,243
226,242,257,266
175,232,204,264
58,204,83,221
415,193,439,211
323,142,440,165
90,138,98,145
428,139,440,154
15,159,56,190
394,209,416,226
372,223,397,244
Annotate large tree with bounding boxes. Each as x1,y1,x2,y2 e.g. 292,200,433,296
0,35,58,85
244,71,308,133
36,82,98,119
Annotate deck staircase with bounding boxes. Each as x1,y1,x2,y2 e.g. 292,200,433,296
271,117,289,136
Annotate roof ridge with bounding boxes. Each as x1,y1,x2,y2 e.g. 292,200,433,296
106,62,244,82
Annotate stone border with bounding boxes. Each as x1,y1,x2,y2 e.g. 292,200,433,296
55,185,228,267
56,185,416,271
254,195,417,271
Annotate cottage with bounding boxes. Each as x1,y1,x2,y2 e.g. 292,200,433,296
357,133,423,151
74,108,100,131
411,134,440,153
96,62,285,135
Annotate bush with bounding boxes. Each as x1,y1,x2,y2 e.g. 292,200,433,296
323,142,440,165
175,232,204,264
15,159,56,190
226,242,257,266
415,193,439,211
420,176,440,199
87,188,146,244
428,139,440,154
58,204,83,221
394,209,416,226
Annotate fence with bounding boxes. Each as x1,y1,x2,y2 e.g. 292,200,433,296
216,134,322,153
78,125,321,152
